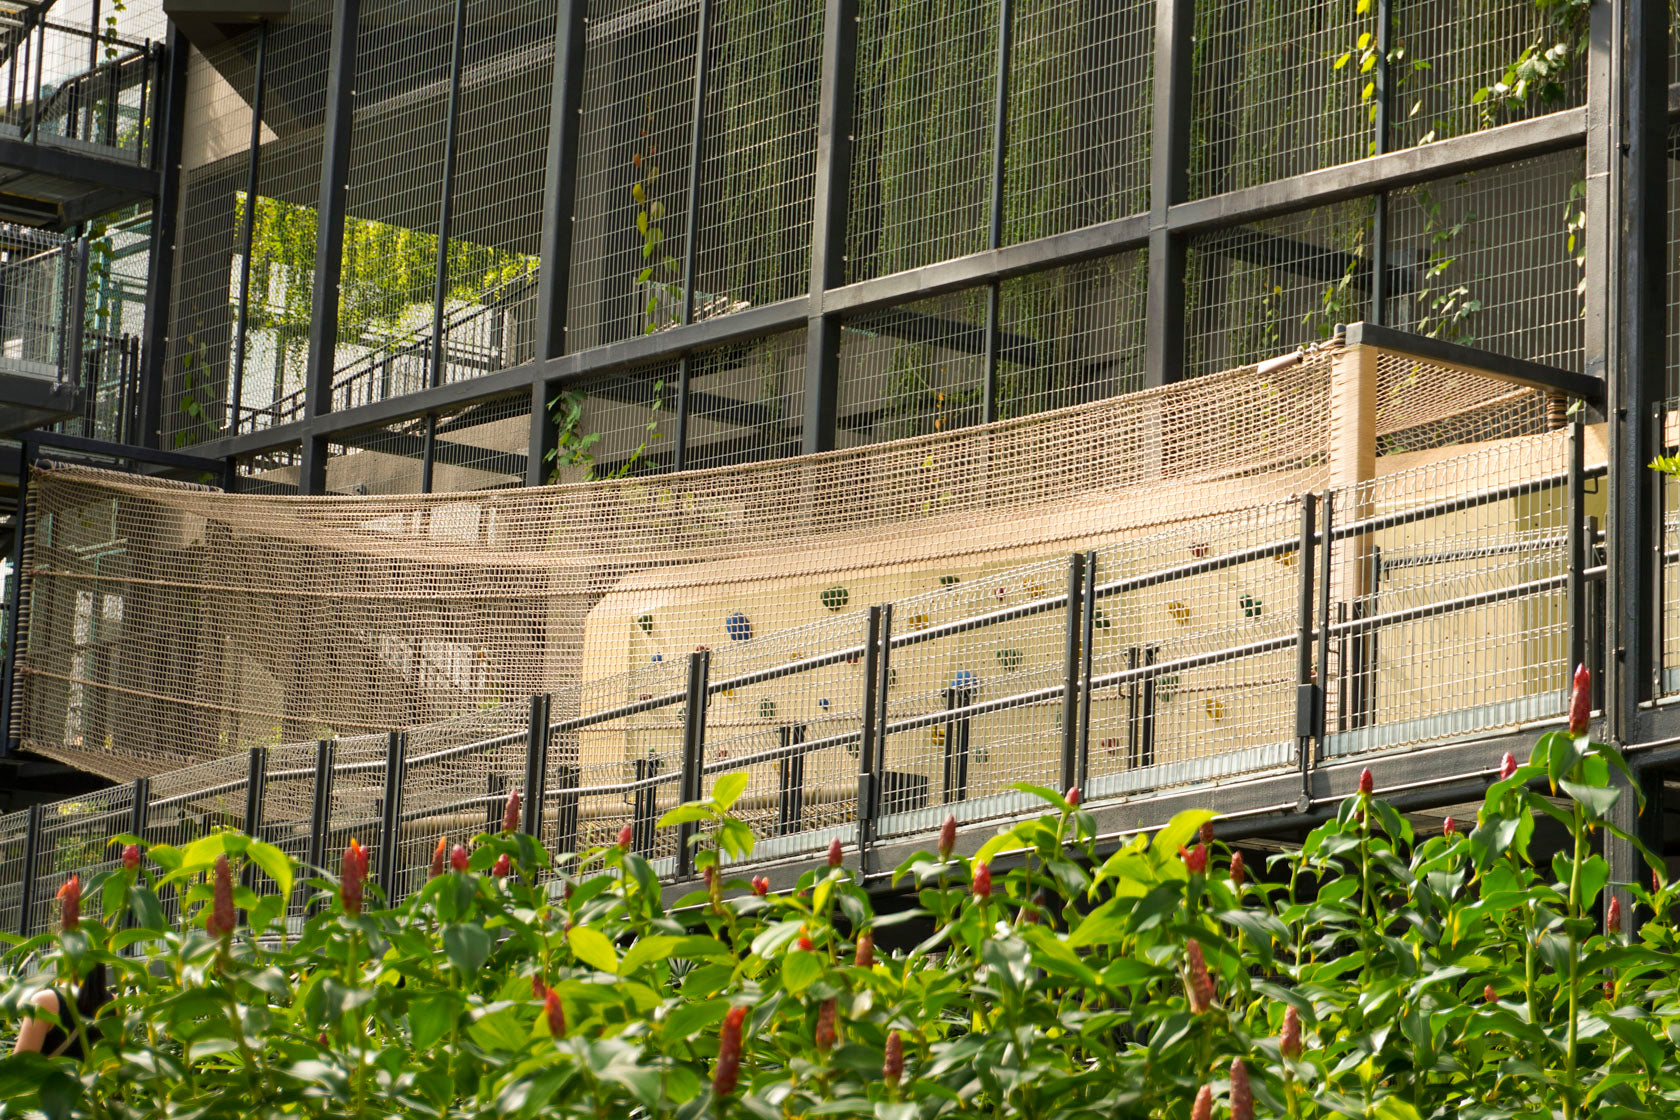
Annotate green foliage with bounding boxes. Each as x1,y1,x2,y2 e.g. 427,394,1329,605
0,720,1673,1119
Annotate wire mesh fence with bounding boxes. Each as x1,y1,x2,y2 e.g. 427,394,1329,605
837,288,990,446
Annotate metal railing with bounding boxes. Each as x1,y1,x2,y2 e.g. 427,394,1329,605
0,17,160,164
0,420,1606,929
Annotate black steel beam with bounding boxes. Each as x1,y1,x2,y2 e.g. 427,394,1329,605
225,20,267,436
13,429,225,472
801,0,859,454
136,25,190,450
528,0,589,486
297,0,361,493
1342,322,1604,405
0,137,161,197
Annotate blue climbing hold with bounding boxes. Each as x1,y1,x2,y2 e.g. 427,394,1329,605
651,652,663,663
725,611,753,642
952,669,979,692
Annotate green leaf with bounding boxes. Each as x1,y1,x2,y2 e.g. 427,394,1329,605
620,934,682,974
1151,810,1215,859
711,772,750,812
245,840,294,898
1559,779,1619,821
442,923,492,975
409,994,457,1051
656,802,714,829
568,925,620,974
1010,782,1072,815
782,947,823,995
1372,1099,1423,1120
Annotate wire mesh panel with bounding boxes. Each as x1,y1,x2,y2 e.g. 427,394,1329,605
544,363,680,482
143,755,248,929
317,734,388,905
429,395,533,492
690,0,822,316
27,785,133,934
326,421,428,495
235,0,333,435
433,0,553,388
874,557,1077,839
996,253,1147,419
684,331,805,470
1322,420,1576,757
698,613,872,863
1188,0,1372,198
390,702,529,902
1389,0,1587,150
332,0,454,398
553,661,688,864
846,0,999,281
1005,0,1152,241
1183,199,1374,378
0,810,28,934
235,445,303,494
162,36,259,448
0,11,160,162
1084,504,1304,798
0,227,74,383
567,0,700,351
255,742,322,918
837,288,990,446
1385,150,1587,372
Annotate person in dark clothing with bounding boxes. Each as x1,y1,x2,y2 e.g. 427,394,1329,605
10,963,108,1060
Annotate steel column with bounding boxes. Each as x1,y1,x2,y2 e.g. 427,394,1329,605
529,0,591,485
0,437,31,756
304,738,334,914
299,0,363,493
1075,550,1097,793
801,0,860,454
16,803,39,936
1143,0,1194,388
856,605,883,856
1294,494,1318,803
1059,551,1085,791
981,0,1014,424
1567,415,1586,683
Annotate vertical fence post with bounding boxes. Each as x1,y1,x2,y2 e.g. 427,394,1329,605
1293,495,1318,804
777,726,806,836
1317,492,1336,740
1651,403,1667,699
303,739,333,915
676,651,709,877
376,731,405,905
523,694,550,838
485,773,506,833
1076,550,1097,794
1587,515,1605,713
553,754,580,857
1,437,32,757
856,606,883,858
1059,552,1085,793
129,777,148,843
16,802,39,936
631,757,660,857
241,746,267,892
941,686,972,804
1567,416,1586,685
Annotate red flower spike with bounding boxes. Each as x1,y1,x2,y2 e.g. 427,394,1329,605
545,988,566,1040
751,875,770,897
1230,1059,1253,1120
798,935,815,952
1499,752,1518,781
449,844,470,873
1281,1005,1301,1058
814,998,837,1054
617,823,634,851
1199,821,1215,846
1608,896,1623,934
1182,844,1208,875
502,787,522,833
938,813,957,860
1230,850,1245,887
828,838,844,868
57,874,80,932
1442,816,1456,836
1358,768,1374,795
209,854,236,938
531,975,547,1000
973,862,992,900
121,843,141,872
714,1005,747,1097
1066,786,1081,807
1604,979,1615,1000
492,853,511,879
1185,939,1216,1013
341,839,367,916
1190,1085,1214,1120
429,837,447,879
1484,985,1498,1004
882,1030,904,1086
1569,664,1591,736
854,933,875,969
